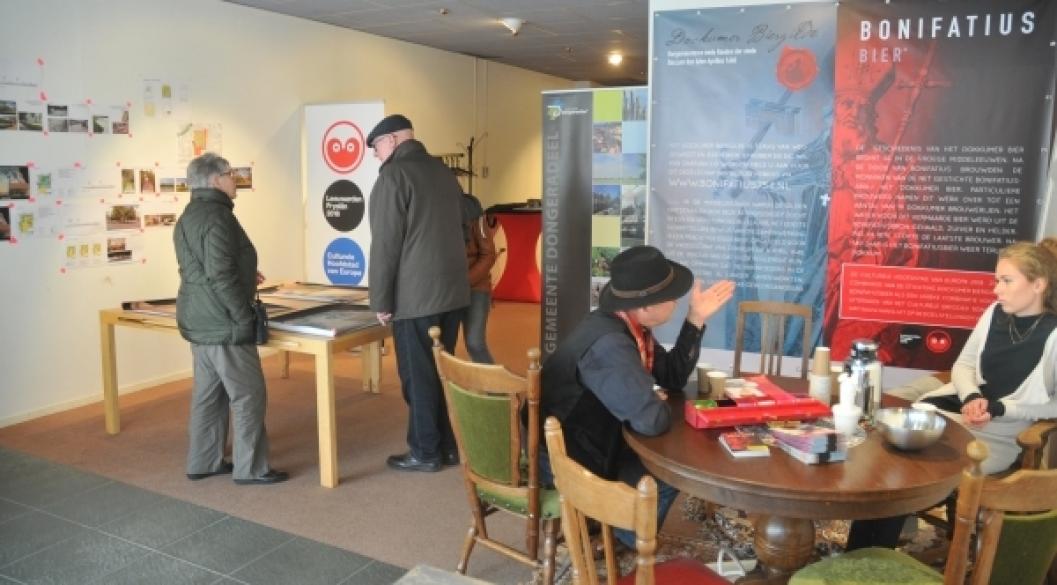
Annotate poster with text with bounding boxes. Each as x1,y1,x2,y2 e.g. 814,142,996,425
826,0,1055,367
651,3,837,358
303,102,382,286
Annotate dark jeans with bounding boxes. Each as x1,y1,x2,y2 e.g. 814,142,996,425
539,450,678,549
392,309,465,461
461,290,494,363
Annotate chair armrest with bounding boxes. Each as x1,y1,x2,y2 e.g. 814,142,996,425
1017,419,1057,470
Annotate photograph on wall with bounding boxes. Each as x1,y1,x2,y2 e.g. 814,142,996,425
106,204,140,231
17,111,41,131
0,115,13,131
650,3,837,356
120,169,136,194
158,178,174,193
143,212,176,228
139,169,156,194
232,166,253,190
92,115,108,134
0,206,9,240
173,177,189,192
107,236,133,262
0,166,30,200
177,123,222,164
35,172,51,196
47,117,67,133
111,105,130,134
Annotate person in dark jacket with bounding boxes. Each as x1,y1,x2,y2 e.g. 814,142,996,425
367,114,470,472
539,245,734,546
174,153,287,485
460,193,498,363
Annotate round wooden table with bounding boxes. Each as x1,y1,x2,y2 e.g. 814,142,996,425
624,391,973,583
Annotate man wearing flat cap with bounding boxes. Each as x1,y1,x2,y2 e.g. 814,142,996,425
367,114,469,472
539,245,734,545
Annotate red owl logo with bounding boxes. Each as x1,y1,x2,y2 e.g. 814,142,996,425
925,331,952,354
322,121,365,174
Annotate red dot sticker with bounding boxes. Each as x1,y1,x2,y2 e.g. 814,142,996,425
776,46,818,92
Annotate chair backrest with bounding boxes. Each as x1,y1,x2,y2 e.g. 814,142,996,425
945,441,1057,585
544,417,659,585
429,326,542,506
733,301,812,380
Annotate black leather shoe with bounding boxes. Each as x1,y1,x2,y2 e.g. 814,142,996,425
387,452,442,472
234,470,289,485
186,461,234,481
442,451,460,466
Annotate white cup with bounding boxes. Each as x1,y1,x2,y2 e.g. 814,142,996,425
707,371,728,397
832,403,862,437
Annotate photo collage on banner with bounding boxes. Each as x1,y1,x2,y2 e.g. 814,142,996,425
650,3,837,357
303,103,383,286
590,88,648,308
540,88,647,359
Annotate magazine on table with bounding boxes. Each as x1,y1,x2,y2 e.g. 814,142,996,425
776,440,847,465
719,431,771,458
268,304,380,337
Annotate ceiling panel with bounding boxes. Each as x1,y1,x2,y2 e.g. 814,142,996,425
223,0,649,85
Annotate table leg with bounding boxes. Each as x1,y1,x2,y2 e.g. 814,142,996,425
362,341,381,394
279,350,289,379
736,515,815,584
315,351,338,488
100,315,120,435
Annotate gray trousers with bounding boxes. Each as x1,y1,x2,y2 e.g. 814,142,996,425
188,343,270,480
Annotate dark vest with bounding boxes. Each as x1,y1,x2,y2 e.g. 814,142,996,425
540,311,633,480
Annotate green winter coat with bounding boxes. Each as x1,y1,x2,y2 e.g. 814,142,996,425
174,188,258,344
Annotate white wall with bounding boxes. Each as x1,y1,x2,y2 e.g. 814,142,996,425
0,0,572,425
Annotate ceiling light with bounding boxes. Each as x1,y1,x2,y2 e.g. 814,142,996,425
608,52,623,66
499,17,524,35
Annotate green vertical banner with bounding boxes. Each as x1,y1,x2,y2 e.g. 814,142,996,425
540,87,648,360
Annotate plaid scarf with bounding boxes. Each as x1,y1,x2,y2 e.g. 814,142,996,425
614,311,654,371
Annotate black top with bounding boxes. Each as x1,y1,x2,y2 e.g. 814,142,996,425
966,305,1057,416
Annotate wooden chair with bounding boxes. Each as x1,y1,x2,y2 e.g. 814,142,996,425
543,417,727,585
790,440,1057,585
733,301,812,380
429,327,560,584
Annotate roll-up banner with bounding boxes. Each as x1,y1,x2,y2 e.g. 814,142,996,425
303,102,383,286
540,88,648,359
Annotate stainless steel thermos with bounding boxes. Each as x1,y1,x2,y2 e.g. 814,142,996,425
844,339,883,419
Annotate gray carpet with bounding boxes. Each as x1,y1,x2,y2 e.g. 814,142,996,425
0,303,546,584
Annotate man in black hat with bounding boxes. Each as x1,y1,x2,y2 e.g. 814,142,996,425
367,114,470,472
539,245,734,545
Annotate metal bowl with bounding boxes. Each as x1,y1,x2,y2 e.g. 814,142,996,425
874,407,946,451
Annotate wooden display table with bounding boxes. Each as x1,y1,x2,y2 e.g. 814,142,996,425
99,308,389,488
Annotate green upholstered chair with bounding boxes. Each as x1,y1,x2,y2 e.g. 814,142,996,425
790,440,1057,585
429,327,560,585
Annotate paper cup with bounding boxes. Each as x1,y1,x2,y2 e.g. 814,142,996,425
696,363,713,396
707,371,728,397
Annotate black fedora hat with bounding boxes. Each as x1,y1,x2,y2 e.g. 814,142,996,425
599,246,693,311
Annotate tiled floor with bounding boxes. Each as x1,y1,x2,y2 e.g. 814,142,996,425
0,447,407,585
